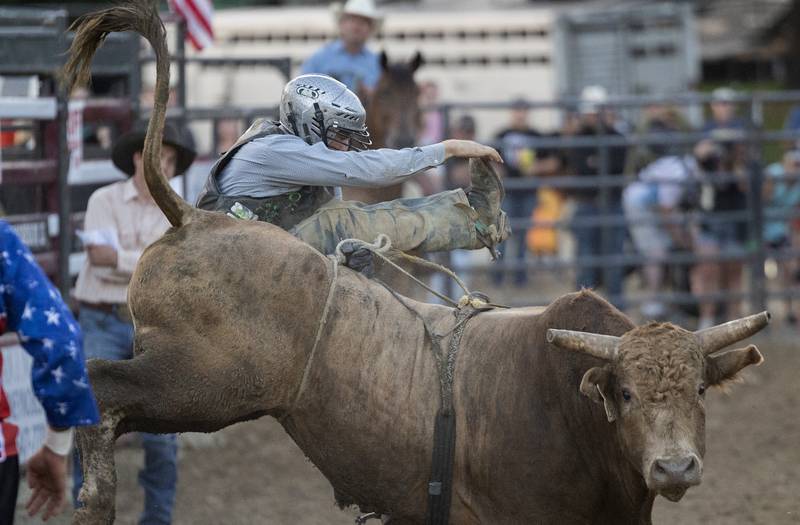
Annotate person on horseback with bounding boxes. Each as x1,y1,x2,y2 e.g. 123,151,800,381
300,0,382,94
197,73,510,263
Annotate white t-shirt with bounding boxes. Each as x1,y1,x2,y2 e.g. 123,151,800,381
625,155,696,210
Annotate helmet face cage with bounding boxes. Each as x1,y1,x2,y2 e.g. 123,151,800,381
310,106,371,151
281,75,372,152
326,125,372,152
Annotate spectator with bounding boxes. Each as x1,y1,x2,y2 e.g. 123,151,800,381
781,107,800,161
492,98,540,285
451,114,476,140
215,118,244,155
784,104,800,132
763,149,800,323
782,102,800,151
526,141,568,257
702,87,747,134
566,85,628,307
625,103,688,175
406,81,446,198
445,114,478,188
300,0,383,95
417,80,444,146
703,138,748,322
0,221,99,522
71,123,196,524
623,141,717,320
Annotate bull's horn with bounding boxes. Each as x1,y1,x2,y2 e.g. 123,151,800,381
546,329,620,361
695,311,771,355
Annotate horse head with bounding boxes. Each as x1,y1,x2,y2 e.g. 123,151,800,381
367,51,424,149
343,52,423,204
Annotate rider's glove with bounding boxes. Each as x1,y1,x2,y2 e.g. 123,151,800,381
339,241,375,278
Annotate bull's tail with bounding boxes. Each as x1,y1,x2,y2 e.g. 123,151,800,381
62,0,195,228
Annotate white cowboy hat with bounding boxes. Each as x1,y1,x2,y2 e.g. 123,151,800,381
578,85,609,114
332,0,384,27
711,87,737,104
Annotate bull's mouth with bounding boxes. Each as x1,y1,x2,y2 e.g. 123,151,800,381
659,486,689,502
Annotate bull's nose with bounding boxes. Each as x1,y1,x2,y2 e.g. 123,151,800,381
651,455,701,486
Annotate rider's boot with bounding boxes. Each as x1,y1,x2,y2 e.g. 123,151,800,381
456,158,511,259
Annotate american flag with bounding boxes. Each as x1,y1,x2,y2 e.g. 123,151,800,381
169,0,215,51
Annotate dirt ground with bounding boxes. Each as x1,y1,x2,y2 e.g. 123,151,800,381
16,328,799,525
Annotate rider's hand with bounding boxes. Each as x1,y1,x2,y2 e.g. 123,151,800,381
26,446,68,521
442,139,503,164
339,241,375,278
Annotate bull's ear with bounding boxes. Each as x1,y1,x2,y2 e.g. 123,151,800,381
580,367,618,422
707,344,764,386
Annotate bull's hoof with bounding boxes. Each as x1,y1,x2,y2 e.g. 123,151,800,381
73,488,116,525
72,505,115,525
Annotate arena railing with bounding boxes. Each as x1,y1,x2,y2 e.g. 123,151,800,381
145,80,800,321
427,92,800,320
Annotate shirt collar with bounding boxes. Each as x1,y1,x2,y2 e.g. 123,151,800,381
122,178,141,202
333,39,367,57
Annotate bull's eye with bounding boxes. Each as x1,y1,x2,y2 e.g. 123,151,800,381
621,388,632,402
698,384,706,396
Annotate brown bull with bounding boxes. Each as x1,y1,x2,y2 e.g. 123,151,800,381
63,3,769,524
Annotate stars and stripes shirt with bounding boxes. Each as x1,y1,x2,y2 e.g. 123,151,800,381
0,221,99,459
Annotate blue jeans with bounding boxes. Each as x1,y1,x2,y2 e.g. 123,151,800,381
493,189,536,285
72,306,178,525
572,201,626,307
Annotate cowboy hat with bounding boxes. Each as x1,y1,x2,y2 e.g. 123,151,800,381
711,87,737,104
332,0,383,28
578,85,608,115
111,122,196,176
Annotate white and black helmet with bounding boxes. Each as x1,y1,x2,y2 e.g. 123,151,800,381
279,74,371,151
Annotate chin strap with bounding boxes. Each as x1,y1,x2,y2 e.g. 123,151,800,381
285,102,300,137
312,102,327,146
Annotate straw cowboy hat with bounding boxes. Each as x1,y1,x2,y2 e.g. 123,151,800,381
112,122,196,176
332,0,384,29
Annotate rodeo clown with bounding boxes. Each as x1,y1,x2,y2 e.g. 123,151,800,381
197,74,510,265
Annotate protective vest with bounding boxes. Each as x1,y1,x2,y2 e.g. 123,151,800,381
196,119,333,230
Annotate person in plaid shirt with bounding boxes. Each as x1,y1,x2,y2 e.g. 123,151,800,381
0,220,99,522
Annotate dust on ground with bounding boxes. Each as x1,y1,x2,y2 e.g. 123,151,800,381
16,329,799,525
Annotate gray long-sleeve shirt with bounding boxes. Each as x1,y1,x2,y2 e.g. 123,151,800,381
217,133,446,198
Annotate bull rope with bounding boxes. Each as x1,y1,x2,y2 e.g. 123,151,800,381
333,235,507,310
284,254,339,417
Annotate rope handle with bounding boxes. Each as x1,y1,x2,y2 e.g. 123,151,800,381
333,236,508,309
